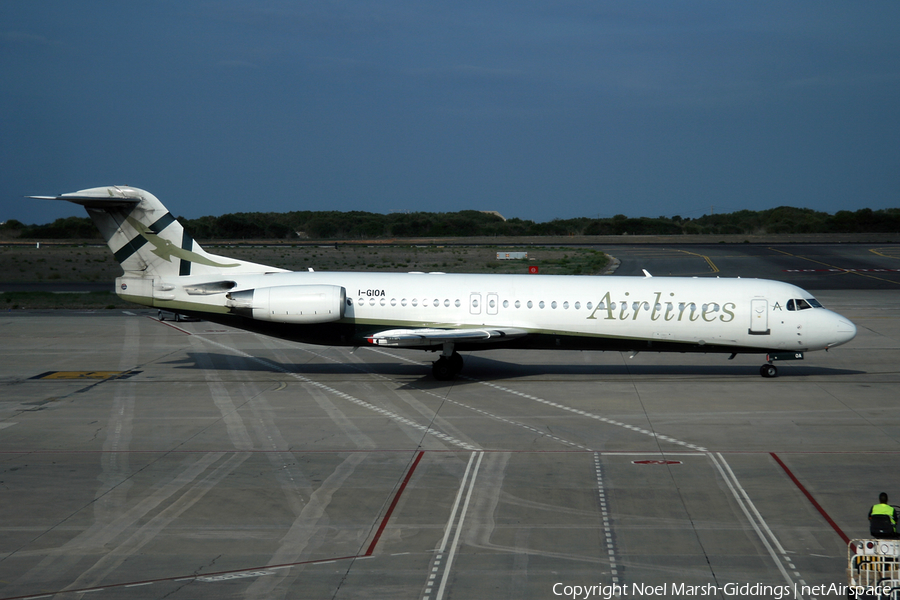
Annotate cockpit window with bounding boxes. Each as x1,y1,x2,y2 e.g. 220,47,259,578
787,298,820,311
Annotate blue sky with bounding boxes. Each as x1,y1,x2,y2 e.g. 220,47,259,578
2,1,899,225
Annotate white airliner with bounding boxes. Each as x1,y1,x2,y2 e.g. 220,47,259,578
34,186,857,379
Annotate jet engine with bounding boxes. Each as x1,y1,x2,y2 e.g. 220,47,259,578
227,285,346,324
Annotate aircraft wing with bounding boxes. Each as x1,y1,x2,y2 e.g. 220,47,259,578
366,327,528,347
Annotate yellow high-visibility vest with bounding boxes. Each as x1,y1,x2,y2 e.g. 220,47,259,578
871,503,896,524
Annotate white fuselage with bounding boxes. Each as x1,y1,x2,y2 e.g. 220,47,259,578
133,270,857,354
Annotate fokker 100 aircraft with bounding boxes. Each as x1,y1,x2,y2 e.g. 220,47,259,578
34,186,857,379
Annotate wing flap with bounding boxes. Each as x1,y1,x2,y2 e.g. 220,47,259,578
366,327,527,347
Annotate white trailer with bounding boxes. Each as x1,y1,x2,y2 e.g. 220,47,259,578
848,539,900,599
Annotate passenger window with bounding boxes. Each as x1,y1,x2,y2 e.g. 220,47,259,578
551,301,557,309
563,301,569,309
444,299,450,307
515,300,521,308
574,301,581,309
401,299,407,306
433,299,439,307
586,302,593,310
455,299,461,307
527,301,533,309
391,298,397,306
539,301,545,309
503,300,509,308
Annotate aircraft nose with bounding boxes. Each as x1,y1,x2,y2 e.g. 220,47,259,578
830,316,857,348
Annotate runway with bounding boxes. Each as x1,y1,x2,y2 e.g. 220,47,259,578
1,251,899,598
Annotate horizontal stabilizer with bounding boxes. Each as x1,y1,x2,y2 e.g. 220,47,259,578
366,327,528,347
29,187,141,209
30,196,140,208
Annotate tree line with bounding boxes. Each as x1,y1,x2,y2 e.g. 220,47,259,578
4,206,899,240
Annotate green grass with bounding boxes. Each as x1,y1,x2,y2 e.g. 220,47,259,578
0,291,131,310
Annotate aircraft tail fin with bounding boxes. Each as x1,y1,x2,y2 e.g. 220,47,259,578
32,186,283,278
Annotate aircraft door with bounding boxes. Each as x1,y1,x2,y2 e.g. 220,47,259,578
469,293,482,315
486,293,499,315
749,299,769,334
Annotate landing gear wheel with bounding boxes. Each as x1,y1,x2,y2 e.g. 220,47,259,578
432,352,464,381
760,364,778,378
158,310,165,321
432,357,455,381
449,352,463,374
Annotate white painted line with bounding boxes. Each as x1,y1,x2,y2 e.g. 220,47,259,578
438,452,477,554
466,377,708,452
709,453,804,599
435,451,484,600
195,336,477,450
198,570,275,582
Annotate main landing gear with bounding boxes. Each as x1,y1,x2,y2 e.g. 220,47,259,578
432,343,464,381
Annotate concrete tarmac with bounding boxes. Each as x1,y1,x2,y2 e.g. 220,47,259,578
1,288,898,598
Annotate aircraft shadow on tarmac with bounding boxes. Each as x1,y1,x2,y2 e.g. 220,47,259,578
163,352,863,384
456,356,865,381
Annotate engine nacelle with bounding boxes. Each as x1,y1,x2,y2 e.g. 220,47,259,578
227,285,346,324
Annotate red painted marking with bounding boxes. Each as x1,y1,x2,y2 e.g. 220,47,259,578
770,452,849,544
528,266,539,274
366,450,425,556
632,460,682,465
1,451,428,599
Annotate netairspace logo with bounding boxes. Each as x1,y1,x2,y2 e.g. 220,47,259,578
551,582,891,599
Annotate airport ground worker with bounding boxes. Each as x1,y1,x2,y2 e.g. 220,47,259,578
869,492,898,538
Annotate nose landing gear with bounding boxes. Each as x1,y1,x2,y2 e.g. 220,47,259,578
760,352,803,378
759,363,778,378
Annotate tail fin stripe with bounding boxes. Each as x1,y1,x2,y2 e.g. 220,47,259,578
112,212,178,265
114,236,149,264
179,230,193,277
148,212,177,234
